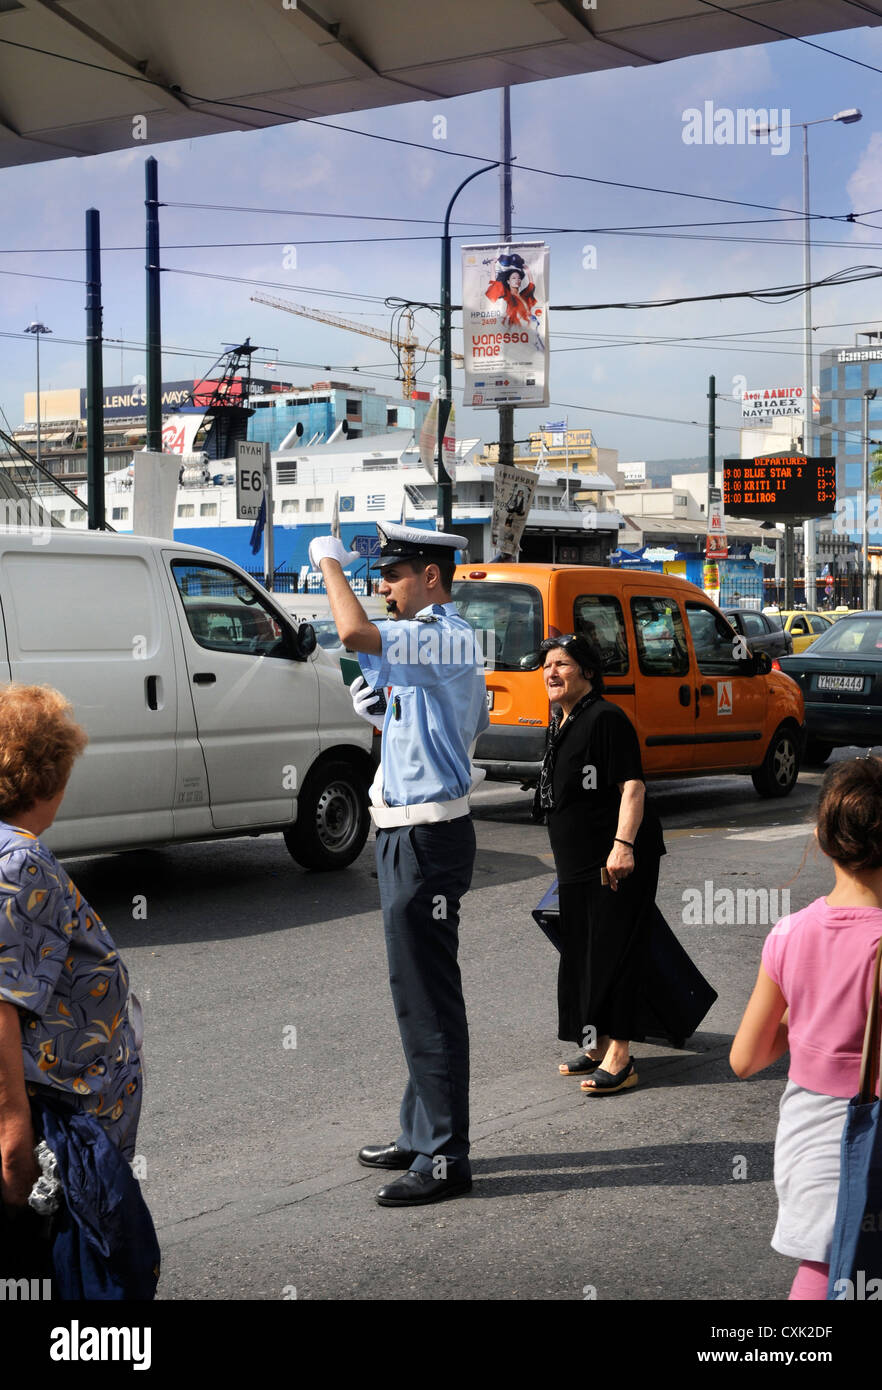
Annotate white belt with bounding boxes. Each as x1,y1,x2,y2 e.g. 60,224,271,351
370,795,471,829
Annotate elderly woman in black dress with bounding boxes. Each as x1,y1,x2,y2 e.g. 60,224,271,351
533,635,665,1094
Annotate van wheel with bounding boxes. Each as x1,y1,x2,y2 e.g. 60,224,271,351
751,725,799,798
284,761,369,871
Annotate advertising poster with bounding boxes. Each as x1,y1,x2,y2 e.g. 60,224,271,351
461,242,549,408
491,463,538,557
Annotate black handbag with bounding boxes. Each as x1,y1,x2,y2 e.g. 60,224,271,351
531,878,718,1046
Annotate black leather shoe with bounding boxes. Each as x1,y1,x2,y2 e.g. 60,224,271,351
357,1142,417,1170
376,1169,473,1206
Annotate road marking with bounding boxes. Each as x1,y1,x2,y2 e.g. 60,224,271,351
726,825,812,842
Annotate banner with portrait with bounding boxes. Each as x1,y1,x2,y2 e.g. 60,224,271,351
461,242,550,408
491,463,539,557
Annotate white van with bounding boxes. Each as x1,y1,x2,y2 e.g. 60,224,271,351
0,529,375,869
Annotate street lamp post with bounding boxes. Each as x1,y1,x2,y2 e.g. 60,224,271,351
23,321,52,473
438,162,498,531
751,110,861,610
863,388,877,609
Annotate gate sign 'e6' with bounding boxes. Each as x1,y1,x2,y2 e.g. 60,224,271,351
236,440,269,520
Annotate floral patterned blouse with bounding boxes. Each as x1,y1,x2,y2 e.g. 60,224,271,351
0,822,142,1158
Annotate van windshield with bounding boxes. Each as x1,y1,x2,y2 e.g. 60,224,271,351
452,581,543,671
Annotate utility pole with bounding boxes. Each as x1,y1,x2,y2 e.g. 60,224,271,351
707,375,716,494
145,157,162,452
498,88,514,474
85,208,105,530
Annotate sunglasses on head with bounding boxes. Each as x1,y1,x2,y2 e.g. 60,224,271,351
539,634,579,653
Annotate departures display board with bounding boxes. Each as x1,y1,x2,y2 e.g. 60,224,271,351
722,455,836,519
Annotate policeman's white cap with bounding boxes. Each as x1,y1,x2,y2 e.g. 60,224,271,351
374,521,468,569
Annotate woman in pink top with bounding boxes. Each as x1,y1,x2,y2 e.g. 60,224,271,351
731,757,882,1301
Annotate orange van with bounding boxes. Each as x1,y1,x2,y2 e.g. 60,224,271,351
452,562,805,798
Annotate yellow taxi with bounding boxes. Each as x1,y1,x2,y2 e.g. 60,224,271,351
775,610,835,653
453,562,805,798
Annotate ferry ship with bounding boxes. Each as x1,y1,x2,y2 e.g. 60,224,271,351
60,429,624,576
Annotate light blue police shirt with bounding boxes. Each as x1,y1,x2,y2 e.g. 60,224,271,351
359,601,490,808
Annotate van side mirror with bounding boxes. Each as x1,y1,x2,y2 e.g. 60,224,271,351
753,651,772,675
297,622,317,657
519,650,543,671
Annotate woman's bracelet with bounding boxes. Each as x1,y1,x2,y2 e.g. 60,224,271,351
614,837,634,849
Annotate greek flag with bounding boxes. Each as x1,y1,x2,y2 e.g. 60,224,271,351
542,419,566,431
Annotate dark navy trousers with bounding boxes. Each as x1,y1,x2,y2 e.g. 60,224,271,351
375,816,476,1177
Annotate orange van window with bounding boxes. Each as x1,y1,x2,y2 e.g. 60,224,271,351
572,594,629,676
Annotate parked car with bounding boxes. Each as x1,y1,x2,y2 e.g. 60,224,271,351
777,611,882,763
453,563,805,797
0,529,375,869
775,609,834,652
724,607,792,658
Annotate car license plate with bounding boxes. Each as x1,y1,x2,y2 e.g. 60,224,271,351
817,674,866,693
486,690,494,711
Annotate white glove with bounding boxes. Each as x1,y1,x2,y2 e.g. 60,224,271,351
350,675,386,728
308,535,359,570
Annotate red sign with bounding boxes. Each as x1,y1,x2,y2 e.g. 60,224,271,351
706,534,728,559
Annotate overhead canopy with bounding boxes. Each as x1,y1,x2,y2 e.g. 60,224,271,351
1,0,879,169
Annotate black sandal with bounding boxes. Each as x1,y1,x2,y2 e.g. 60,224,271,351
559,1054,603,1076
581,1058,638,1094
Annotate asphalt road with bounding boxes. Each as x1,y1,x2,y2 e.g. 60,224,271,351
61,756,844,1303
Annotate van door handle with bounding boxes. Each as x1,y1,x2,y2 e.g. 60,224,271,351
678,683,691,707
146,675,159,711
193,672,216,685
700,683,714,696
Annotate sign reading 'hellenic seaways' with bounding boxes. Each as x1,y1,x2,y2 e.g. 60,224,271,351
461,242,549,408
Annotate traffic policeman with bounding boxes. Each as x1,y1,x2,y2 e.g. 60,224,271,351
308,522,489,1206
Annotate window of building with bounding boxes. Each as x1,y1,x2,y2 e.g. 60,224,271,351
200,503,218,517
871,398,882,422
387,409,398,427
869,363,882,390
845,463,863,489
346,399,362,416
50,509,65,522
675,494,688,505
65,459,80,474
69,511,86,525
846,397,862,421
845,364,863,390
819,367,833,393
844,430,863,455
281,499,299,514
111,506,129,521
305,497,323,512
177,504,195,518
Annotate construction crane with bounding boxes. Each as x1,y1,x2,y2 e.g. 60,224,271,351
250,292,464,398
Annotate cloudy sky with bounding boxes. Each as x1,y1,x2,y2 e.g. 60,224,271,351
3,19,882,462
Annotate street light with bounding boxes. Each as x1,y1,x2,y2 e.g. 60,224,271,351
863,388,877,609
750,110,862,609
23,321,52,473
438,162,498,532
